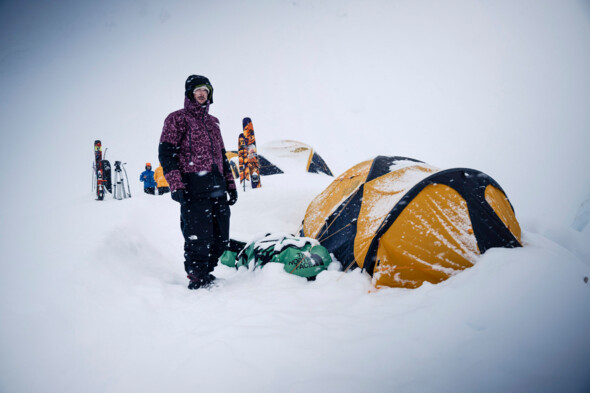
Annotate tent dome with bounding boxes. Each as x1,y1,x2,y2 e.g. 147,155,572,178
302,156,521,289
226,139,333,179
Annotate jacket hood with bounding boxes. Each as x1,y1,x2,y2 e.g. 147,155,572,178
185,74,214,103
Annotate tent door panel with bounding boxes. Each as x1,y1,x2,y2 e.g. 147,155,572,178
373,184,480,289
484,185,522,244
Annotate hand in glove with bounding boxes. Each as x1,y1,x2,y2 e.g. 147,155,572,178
171,189,188,205
227,189,238,206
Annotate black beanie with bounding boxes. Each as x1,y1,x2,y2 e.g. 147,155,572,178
185,75,214,103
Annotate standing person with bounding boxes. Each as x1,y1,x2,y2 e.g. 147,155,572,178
140,163,156,195
154,163,170,195
159,75,238,290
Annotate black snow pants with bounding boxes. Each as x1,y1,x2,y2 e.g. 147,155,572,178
180,196,230,279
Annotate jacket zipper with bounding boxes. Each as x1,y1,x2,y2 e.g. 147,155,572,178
201,112,220,190
189,128,193,166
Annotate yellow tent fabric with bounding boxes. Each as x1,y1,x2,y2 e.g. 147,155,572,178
302,156,521,289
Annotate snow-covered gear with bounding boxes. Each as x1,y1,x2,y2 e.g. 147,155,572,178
184,75,214,103
221,233,332,279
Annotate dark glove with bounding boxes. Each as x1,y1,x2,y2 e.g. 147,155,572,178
171,189,188,205
227,189,238,206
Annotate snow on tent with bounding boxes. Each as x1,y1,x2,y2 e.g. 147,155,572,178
226,140,333,178
301,156,522,289
225,151,283,177
259,140,333,176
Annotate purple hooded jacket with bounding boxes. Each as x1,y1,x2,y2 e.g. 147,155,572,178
159,97,236,198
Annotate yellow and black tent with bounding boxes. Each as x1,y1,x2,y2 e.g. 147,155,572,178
261,140,333,176
227,140,333,179
226,151,284,178
301,156,521,289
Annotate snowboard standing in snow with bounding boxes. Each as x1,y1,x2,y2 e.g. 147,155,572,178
238,133,249,191
242,117,261,189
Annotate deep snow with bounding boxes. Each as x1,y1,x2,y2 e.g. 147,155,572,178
1,1,590,392
2,173,589,393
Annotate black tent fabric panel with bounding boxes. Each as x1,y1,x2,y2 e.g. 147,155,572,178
365,156,424,183
312,189,364,270
441,169,521,252
308,152,334,176
258,155,284,175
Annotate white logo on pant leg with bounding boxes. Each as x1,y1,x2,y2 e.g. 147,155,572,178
189,235,198,240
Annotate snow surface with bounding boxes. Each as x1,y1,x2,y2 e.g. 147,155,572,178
572,199,590,232
1,1,590,392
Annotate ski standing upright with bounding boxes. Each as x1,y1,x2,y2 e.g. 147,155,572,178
92,140,112,200
241,117,261,189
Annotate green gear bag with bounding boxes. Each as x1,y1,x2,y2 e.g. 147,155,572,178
224,233,332,279
280,245,332,278
220,250,238,268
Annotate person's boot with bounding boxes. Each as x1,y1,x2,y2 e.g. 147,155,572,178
187,273,215,290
